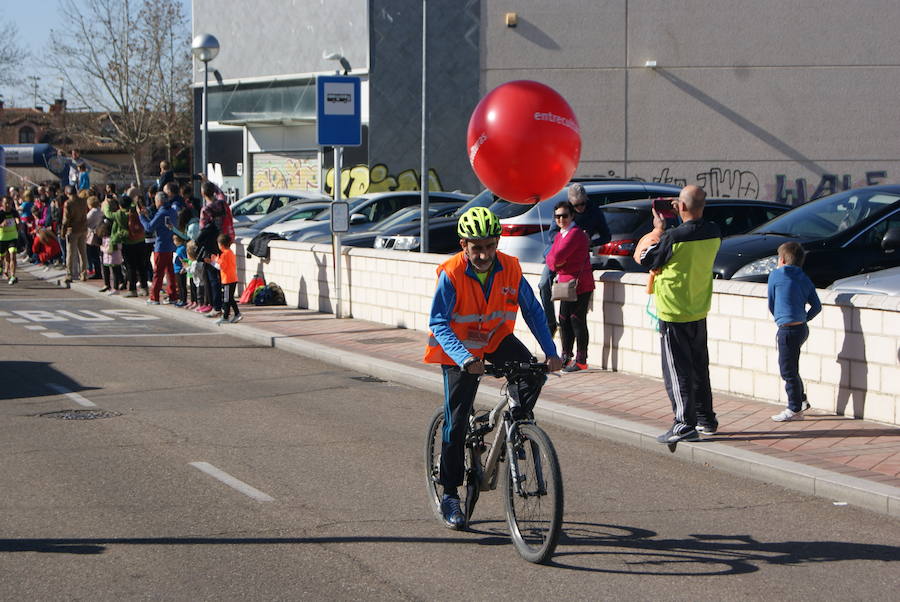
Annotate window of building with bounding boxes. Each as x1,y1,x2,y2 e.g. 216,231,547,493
19,126,35,143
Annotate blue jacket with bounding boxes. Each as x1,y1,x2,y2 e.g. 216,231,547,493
767,265,821,326
139,204,178,252
428,257,559,367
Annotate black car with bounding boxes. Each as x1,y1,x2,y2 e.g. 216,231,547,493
305,202,464,247
594,198,790,271
713,185,900,288
374,189,500,253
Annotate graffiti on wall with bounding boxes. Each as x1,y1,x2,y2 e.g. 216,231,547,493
324,163,443,198
623,166,893,205
770,171,888,205
253,153,319,192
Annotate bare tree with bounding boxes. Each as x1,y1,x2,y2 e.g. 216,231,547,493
0,20,28,89
48,0,191,187
148,1,193,167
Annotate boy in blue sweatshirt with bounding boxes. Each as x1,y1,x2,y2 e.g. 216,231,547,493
767,242,821,422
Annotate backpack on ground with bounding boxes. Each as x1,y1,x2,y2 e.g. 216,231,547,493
239,275,265,304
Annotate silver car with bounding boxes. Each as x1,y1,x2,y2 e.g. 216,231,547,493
828,267,900,295
230,189,330,223
495,180,683,265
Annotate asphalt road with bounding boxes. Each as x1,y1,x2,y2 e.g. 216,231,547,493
1,272,898,600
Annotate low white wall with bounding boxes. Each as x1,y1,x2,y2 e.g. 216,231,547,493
236,239,900,426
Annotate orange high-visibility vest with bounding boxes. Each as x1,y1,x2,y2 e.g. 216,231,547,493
423,251,521,365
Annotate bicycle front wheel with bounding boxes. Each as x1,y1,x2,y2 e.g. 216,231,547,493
503,423,563,563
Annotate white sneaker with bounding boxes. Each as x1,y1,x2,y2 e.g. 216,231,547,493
772,408,804,422
107,289,119,295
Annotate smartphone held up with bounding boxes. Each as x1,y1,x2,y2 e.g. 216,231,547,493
652,197,677,220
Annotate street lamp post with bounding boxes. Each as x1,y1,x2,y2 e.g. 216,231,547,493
192,33,219,178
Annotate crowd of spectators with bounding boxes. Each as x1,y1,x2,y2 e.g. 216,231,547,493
2,155,239,322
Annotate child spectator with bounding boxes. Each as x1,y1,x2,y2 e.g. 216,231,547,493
173,234,189,307
32,228,62,268
186,241,203,310
98,199,124,294
767,242,822,422
208,232,241,324
77,163,90,191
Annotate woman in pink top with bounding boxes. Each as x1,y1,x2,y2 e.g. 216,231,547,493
546,200,596,372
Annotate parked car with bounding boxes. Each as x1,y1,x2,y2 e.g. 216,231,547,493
828,266,900,295
374,188,500,253
496,181,684,265
230,189,330,224
713,185,900,288
234,202,331,238
278,191,471,241
307,202,463,247
593,198,791,271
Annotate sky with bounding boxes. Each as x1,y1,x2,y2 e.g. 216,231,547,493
1,0,191,108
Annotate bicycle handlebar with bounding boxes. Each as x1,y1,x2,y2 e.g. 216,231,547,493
483,361,549,379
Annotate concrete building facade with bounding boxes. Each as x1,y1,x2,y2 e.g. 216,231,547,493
194,0,900,203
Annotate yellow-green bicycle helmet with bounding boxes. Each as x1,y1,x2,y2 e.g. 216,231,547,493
457,206,502,239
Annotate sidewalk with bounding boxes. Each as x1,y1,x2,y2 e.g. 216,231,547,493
25,264,900,518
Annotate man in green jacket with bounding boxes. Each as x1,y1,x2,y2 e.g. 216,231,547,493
639,185,721,444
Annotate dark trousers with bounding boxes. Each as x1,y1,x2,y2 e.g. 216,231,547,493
150,251,177,302
538,264,556,335
122,243,148,292
439,335,546,490
659,319,715,433
223,282,239,318
777,323,809,412
204,262,222,310
102,264,123,289
177,272,188,303
87,244,102,276
559,290,591,363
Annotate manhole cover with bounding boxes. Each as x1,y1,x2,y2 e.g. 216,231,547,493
358,337,413,345
40,409,122,420
350,375,388,383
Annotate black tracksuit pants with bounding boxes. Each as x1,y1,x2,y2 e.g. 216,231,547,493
439,335,546,491
659,318,716,433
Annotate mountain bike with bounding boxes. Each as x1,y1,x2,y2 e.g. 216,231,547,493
424,361,564,564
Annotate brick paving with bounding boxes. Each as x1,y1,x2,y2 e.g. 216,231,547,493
39,270,900,497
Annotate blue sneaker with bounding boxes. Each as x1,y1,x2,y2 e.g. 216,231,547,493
440,494,465,530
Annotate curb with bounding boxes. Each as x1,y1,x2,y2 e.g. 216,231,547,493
30,265,900,518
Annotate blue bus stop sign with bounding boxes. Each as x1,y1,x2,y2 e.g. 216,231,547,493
316,75,361,147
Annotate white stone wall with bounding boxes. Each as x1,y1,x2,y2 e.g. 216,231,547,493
237,240,900,426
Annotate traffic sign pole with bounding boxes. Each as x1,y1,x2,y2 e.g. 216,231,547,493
317,75,361,320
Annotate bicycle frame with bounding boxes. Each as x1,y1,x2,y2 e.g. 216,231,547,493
468,383,531,496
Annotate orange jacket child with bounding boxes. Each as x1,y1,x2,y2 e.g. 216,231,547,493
212,247,237,284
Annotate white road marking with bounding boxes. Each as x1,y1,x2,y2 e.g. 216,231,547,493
0,311,10,316
47,383,97,408
39,332,223,339
7,318,29,323
24,325,47,331
189,462,275,502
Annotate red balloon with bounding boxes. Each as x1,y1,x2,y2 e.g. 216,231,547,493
467,80,581,204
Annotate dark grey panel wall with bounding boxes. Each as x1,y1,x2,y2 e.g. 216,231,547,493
192,0,370,82
368,0,481,192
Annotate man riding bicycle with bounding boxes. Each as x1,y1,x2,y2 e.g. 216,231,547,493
424,207,563,530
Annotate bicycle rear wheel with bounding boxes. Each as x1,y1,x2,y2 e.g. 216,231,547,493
424,407,480,528
503,423,563,563
424,407,448,522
